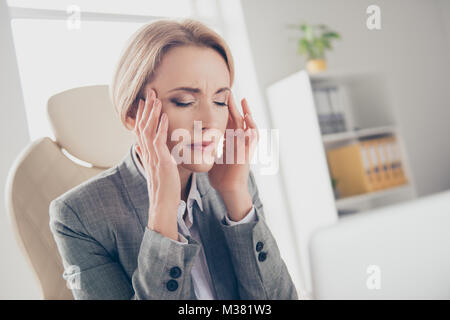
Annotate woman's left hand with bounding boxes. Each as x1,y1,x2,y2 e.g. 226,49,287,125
208,92,259,221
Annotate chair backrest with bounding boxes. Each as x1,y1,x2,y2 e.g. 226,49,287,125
5,85,135,299
47,84,134,168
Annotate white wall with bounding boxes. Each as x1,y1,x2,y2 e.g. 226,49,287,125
0,0,42,299
436,0,450,48
241,0,450,197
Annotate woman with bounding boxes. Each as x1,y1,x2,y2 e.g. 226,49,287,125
49,18,298,300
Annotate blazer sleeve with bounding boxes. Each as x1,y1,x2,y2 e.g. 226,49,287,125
218,170,299,300
49,199,201,300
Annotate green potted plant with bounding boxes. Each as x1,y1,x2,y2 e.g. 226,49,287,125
287,22,341,74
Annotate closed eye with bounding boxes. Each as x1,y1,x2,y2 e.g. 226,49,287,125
171,100,228,107
173,101,193,107
214,102,228,107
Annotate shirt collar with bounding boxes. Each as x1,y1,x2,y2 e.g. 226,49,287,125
131,143,204,215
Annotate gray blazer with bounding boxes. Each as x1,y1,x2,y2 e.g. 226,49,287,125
49,144,298,300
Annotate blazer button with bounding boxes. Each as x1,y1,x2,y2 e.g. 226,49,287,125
169,266,182,279
255,241,264,252
166,279,178,292
258,251,267,262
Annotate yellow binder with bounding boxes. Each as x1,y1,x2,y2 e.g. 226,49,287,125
366,139,384,191
379,136,395,188
360,140,379,191
359,140,375,191
386,136,408,186
374,137,391,190
326,142,374,197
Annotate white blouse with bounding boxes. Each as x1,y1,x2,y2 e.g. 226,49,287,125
131,144,256,299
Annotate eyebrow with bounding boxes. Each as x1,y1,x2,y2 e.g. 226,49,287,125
168,86,230,94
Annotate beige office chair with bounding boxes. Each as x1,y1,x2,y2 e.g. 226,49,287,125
5,85,135,299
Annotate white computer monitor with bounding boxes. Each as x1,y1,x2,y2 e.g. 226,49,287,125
309,189,450,299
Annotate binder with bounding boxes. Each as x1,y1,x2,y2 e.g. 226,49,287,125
360,140,379,191
379,136,395,188
365,139,384,191
328,87,346,133
326,143,374,197
359,140,375,191
326,135,409,198
374,137,390,189
313,88,332,134
386,136,408,186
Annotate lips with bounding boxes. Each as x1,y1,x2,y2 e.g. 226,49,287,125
188,140,214,151
188,141,213,147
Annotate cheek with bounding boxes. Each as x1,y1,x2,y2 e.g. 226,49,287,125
166,117,190,147
220,110,230,130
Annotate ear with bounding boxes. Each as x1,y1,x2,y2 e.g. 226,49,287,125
124,102,139,131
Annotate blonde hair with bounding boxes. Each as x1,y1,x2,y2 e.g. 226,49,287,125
110,18,235,130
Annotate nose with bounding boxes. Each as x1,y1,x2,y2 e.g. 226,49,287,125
197,100,221,132
193,100,224,142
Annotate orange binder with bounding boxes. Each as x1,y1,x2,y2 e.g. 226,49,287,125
379,136,395,188
359,140,375,191
386,136,408,186
326,142,375,197
365,139,383,191
374,137,392,189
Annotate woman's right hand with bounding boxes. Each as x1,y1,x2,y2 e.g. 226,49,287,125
134,87,181,241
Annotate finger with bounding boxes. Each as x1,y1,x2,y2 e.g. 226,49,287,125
154,112,170,165
134,99,144,133
242,98,259,140
139,92,154,165
158,112,168,144
135,143,143,161
135,100,147,161
242,98,253,125
141,89,157,166
245,116,259,144
144,98,162,165
144,97,162,140
139,88,154,133
140,90,156,163
227,92,244,129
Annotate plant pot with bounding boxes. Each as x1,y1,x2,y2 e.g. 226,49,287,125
306,59,327,74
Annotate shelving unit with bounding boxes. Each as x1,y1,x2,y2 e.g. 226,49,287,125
266,69,417,295
322,125,396,144
308,70,416,215
335,184,413,212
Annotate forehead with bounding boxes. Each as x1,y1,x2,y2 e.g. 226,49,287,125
152,45,230,93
